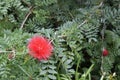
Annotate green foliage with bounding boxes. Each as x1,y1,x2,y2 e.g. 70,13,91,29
0,0,27,20
39,59,57,80
80,21,99,42
25,0,57,31
0,0,28,30
0,30,31,51
0,57,10,79
0,0,120,80
103,6,120,37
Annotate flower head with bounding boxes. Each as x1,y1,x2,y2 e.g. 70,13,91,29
27,35,53,60
102,48,109,56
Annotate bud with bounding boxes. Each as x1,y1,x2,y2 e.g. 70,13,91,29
102,48,109,56
8,53,15,60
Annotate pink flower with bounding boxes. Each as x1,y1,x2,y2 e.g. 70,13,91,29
27,35,53,60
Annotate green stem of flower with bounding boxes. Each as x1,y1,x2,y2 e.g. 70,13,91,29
75,57,81,80
18,65,31,77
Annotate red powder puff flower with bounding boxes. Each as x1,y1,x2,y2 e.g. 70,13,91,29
27,35,53,60
102,48,109,56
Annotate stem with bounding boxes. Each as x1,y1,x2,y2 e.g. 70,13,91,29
101,56,104,74
85,64,94,77
0,51,13,53
77,20,87,28
100,72,106,80
75,57,81,80
18,65,31,77
20,6,33,30
80,64,94,80
100,17,107,79
0,50,15,54
89,73,91,80
68,11,74,19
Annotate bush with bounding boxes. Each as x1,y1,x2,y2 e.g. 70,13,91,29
0,0,120,80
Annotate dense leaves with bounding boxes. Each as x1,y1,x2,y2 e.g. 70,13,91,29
0,0,120,80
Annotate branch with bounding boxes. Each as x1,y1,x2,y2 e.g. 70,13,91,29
18,65,31,77
21,0,31,7
78,20,87,28
0,49,15,54
97,1,103,8
20,6,33,30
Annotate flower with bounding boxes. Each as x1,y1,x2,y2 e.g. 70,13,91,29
8,53,15,60
102,48,109,56
27,35,53,60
